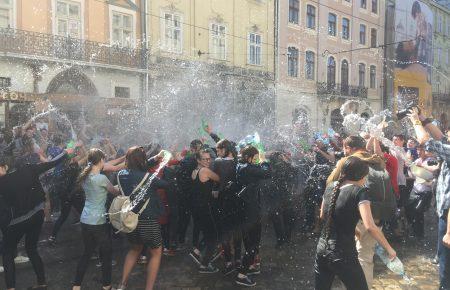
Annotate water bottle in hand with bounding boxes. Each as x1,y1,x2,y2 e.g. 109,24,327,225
375,244,405,276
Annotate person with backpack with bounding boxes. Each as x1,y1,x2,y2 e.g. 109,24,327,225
116,147,167,290
315,156,396,290
72,149,120,290
327,135,396,288
0,150,69,290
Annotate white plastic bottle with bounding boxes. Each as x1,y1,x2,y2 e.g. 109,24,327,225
375,244,405,276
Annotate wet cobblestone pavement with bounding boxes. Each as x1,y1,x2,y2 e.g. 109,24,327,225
0,212,439,289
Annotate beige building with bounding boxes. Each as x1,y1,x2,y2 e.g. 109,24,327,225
276,0,385,134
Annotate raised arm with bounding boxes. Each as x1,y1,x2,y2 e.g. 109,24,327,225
31,151,68,176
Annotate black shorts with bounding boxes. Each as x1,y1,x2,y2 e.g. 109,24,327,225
127,218,162,249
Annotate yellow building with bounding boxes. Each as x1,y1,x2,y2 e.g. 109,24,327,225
146,0,275,74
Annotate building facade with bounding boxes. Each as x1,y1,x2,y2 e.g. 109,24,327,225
429,0,450,130
277,0,385,134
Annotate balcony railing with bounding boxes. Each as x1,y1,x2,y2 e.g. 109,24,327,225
432,92,450,102
0,28,146,69
317,82,368,99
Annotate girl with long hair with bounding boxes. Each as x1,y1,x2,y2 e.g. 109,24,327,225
72,148,120,290
314,156,396,290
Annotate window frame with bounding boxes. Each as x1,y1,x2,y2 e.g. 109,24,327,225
370,28,377,47
342,17,350,40
328,13,337,37
305,50,315,80
54,0,83,39
160,11,183,53
288,0,300,25
248,32,262,66
327,56,336,86
369,65,376,89
360,0,367,9
358,63,366,87
209,22,227,61
359,24,366,45
114,86,131,98
0,0,15,29
306,4,316,30
341,59,349,87
371,0,378,14
287,46,299,78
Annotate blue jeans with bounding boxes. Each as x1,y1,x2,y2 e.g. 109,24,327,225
438,210,450,289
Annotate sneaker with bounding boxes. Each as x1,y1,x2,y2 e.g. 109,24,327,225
247,267,261,276
14,255,30,264
137,256,147,264
0,266,3,273
189,250,202,266
199,263,219,274
432,255,439,265
223,263,236,276
235,275,256,287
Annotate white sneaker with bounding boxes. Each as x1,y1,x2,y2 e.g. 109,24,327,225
0,266,4,273
14,255,30,264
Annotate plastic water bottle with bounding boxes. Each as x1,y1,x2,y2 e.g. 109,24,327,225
375,244,405,276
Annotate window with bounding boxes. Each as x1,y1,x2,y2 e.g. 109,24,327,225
328,13,337,36
438,15,443,33
327,56,336,86
370,28,377,47
359,63,366,87
112,11,133,47
359,24,366,45
0,0,12,29
437,48,442,63
371,0,378,14
115,86,130,98
361,0,367,9
289,0,299,24
306,5,316,29
342,18,350,40
56,0,81,38
210,23,226,60
341,60,349,90
287,47,299,77
162,12,182,53
370,65,376,89
0,77,11,88
305,51,315,80
248,33,261,65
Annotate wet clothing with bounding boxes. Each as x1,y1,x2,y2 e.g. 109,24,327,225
314,184,370,290
384,152,399,198
80,174,112,225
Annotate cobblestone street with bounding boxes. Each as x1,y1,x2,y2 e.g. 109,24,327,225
0,210,440,290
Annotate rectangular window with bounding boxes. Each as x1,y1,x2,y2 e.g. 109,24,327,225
210,23,226,60
0,0,12,29
342,18,350,40
162,12,182,53
305,51,315,80
306,5,315,29
248,33,261,65
112,11,133,47
0,77,11,88
359,63,366,87
361,0,367,9
115,86,130,98
371,0,378,14
360,24,366,45
289,0,299,24
370,65,376,89
56,0,81,38
287,47,299,77
370,28,377,47
328,13,337,36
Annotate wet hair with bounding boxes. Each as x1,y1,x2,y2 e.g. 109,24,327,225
411,1,421,18
216,139,236,158
325,156,369,241
125,146,147,171
77,148,106,185
239,145,259,164
343,135,366,150
190,139,203,150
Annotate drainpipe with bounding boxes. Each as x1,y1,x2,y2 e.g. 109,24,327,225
140,0,149,114
274,0,279,127
383,0,395,111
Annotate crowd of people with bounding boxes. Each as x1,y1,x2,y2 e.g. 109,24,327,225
0,107,449,290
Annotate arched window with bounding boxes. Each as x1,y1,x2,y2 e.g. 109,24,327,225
327,56,336,86
370,65,376,89
341,60,349,94
358,63,366,87
288,47,299,77
305,51,315,80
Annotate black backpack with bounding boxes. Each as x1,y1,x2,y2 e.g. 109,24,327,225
365,166,397,221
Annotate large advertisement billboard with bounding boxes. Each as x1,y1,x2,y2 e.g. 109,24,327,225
394,0,433,112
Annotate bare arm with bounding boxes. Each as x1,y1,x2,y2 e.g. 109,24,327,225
200,167,220,183
359,202,396,259
103,162,125,172
319,201,325,220
317,148,335,163
106,181,120,196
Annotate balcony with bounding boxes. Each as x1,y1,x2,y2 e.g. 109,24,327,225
432,92,450,102
317,82,368,99
0,28,146,69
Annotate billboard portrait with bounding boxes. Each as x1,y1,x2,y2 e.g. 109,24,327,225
394,0,433,112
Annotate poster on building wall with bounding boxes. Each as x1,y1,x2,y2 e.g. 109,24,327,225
394,0,433,112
